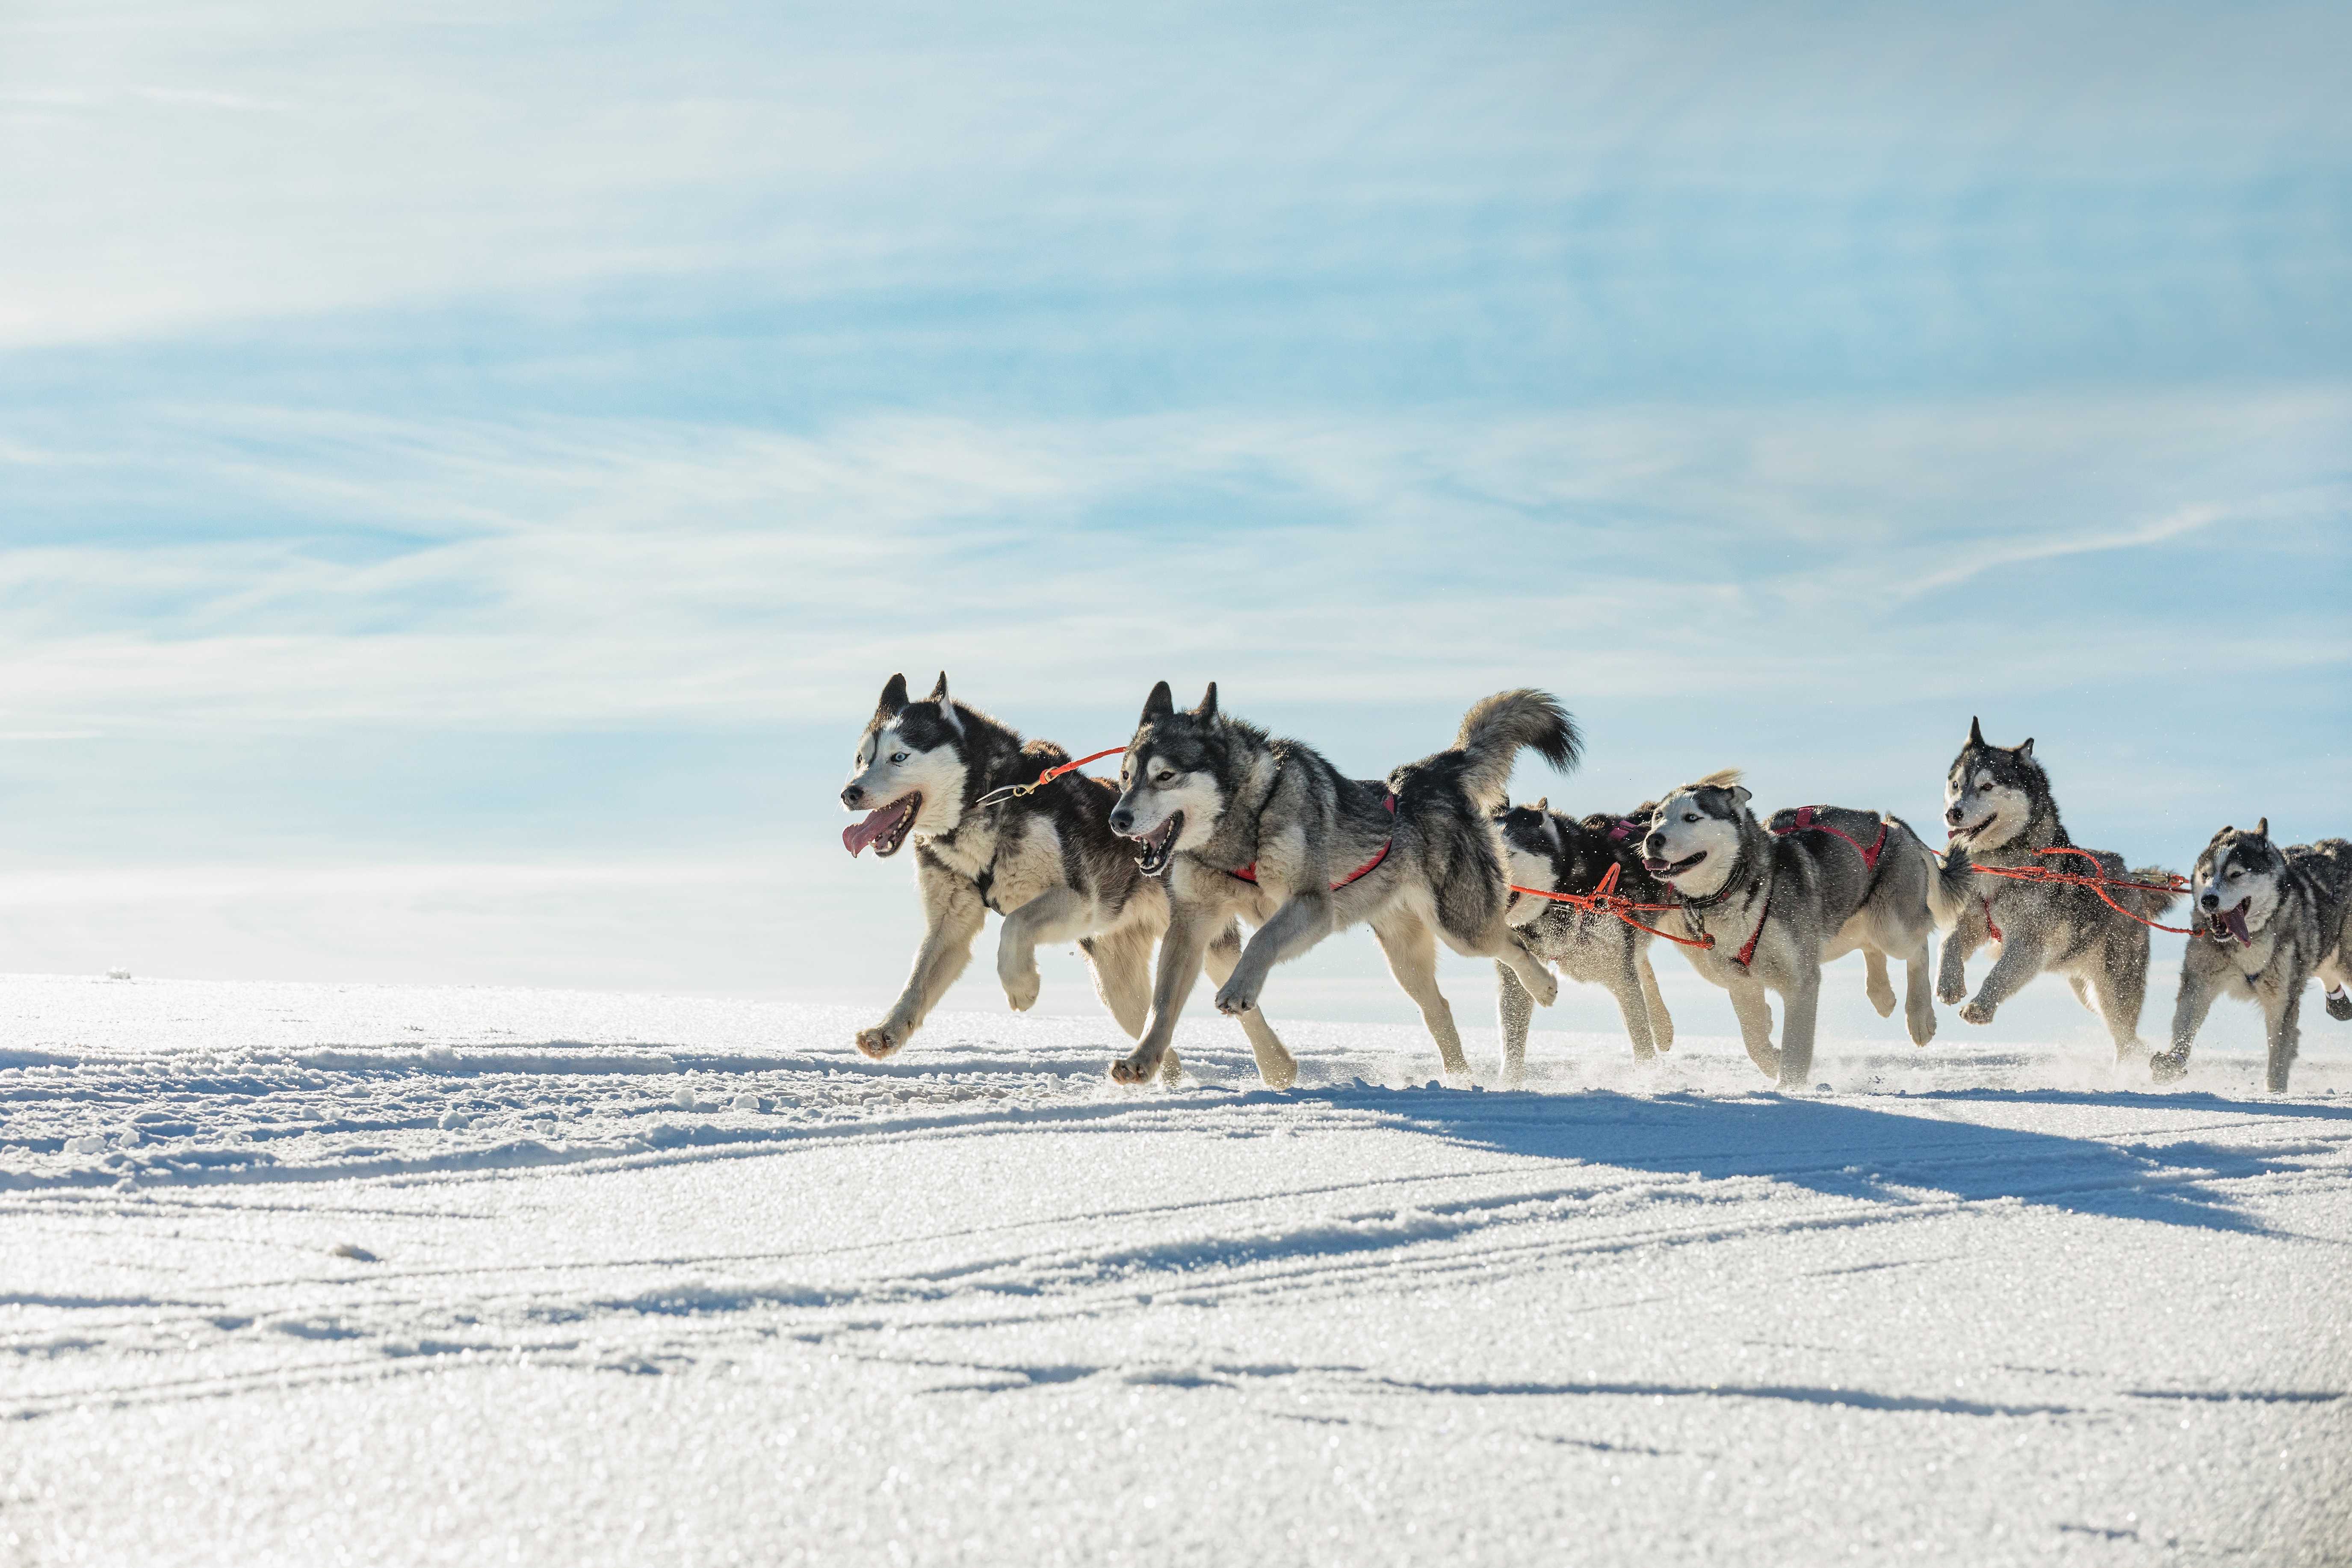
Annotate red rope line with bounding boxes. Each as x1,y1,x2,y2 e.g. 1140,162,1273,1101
1507,862,1716,949
972,746,1128,809
1962,846,2198,936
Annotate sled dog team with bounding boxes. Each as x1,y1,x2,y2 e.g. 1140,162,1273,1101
841,676,2352,1094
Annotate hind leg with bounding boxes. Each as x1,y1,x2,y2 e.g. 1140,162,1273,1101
1637,952,1674,1051
2086,934,2152,1062
1206,921,1297,1090
1495,961,1534,1087
1902,940,1937,1046
1862,948,1897,1018
1374,912,1472,1079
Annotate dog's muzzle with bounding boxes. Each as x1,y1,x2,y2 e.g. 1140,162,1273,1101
2204,896,2252,947
843,794,922,859
1126,811,1183,877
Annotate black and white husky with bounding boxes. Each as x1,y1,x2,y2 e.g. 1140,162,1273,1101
1493,801,1676,1079
1105,684,1579,1085
1938,719,2179,1058
840,673,1297,1086
1641,771,1945,1088
2153,821,2352,1092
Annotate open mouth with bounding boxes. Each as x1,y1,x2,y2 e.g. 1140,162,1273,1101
843,794,922,859
2206,897,2252,946
1644,850,1706,878
1948,816,1991,845
1128,811,1184,877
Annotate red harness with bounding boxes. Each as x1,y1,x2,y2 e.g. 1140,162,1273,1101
1230,794,1396,889
1774,805,1888,869
1731,883,1771,969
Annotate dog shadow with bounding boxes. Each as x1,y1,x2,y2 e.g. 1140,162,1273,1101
1318,1087,2320,1236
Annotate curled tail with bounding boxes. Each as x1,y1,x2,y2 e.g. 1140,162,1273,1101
2126,865,2181,921
1451,689,1580,811
1927,841,1976,930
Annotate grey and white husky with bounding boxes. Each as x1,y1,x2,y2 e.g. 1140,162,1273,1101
1937,719,2179,1058
1641,771,1944,1088
2153,821,2352,1092
840,672,1297,1087
1105,684,1579,1084
1493,801,1676,1079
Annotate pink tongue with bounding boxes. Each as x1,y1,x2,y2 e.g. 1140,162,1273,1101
842,803,904,857
2223,906,2252,945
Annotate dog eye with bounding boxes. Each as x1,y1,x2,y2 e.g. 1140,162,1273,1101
1682,812,1699,823
890,752,908,765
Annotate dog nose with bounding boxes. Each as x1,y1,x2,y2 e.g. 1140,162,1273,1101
1944,805,1964,826
2200,892,2218,909
1643,832,1664,854
1108,806,1134,834
840,785,865,809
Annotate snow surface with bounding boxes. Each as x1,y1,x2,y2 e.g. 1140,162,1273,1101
4,972,2349,1565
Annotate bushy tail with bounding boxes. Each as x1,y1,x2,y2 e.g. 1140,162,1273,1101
2126,865,2181,920
1452,689,1580,810
1926,841,1976,930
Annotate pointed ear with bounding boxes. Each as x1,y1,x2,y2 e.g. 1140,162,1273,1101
1968,715,1985,747
1731,785,1753,808
2256,817,2269,839
928,671,962,734
1141,680,1174,724
876,673,909,720
1195,681,1218,721
2015,738,2034,761
1533,796,1548,813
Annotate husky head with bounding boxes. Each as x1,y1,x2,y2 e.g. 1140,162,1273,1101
1643,770,1752,898
839,672,978,858
1495,799,1569,926
1495,800,1640,926
1109,681,1233,876
2191,819,2281,948
1944,717,2045,853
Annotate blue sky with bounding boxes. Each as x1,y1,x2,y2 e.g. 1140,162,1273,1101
3,0,2347,1044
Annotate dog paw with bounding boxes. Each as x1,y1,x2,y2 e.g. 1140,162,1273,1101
1001,967,1040,1013
855,1024,908,1060
1866,987,1897,1019
1109,1051,1163,1086
1957,1000,1995,1026
1908,1011,1936,1048
2328,991,2352,1022
1936,978,1967,1006
1253,1047,1298,1091
2149,1051,2189,1084
1214,980,1259,1016
1520,966,1560,1008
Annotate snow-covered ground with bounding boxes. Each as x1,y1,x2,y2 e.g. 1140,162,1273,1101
4,972,2349,1565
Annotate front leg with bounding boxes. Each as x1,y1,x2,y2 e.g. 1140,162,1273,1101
1112,905,1215,1085
1957,929,2047,1025
860,873,986,1059
1495,961,1535,1086
2264,983,2305,1094
1727,981,1780,1080
1205,922,1298,1090
995,885,1086,1013
1936,905,1987,1006
2151,951,2221,1084
1606,954,1659,1063
1215,890,1332,1017
1776,971,1823,1089
1637,952,1674,1051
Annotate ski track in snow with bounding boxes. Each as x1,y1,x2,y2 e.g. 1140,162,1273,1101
3,973,2349,1565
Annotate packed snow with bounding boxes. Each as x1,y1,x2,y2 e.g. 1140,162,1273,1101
4,972,2349,1565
